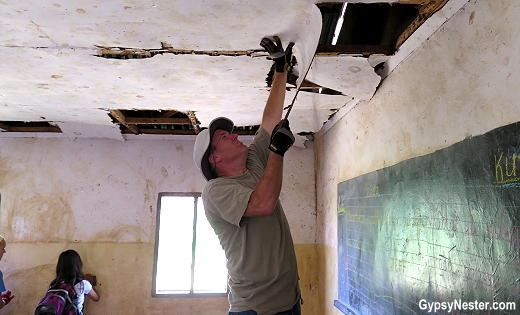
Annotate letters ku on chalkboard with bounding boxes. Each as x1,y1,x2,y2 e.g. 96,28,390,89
335,122,520,315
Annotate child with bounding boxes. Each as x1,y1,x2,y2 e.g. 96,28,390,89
0,235,14,309
51,249,100,314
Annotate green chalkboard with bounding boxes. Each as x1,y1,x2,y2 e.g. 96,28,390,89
336,122,520,315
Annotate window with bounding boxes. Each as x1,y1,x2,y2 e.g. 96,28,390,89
153,193,228,296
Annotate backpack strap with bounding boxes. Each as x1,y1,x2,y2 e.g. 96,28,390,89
46,288,70,304
54,281,79,314
35,283,79,315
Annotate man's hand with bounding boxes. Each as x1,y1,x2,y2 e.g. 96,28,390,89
269,119,295,156
1,291,14,305
260,36,294,73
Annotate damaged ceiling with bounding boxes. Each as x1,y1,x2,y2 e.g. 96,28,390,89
0,0,467,145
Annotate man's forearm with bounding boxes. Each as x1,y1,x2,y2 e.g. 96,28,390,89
243,152,284,217
262,69,288,134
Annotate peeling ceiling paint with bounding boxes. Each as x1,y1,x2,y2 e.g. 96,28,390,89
0,0,468,144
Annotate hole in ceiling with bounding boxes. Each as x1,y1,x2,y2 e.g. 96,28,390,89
0,121,61,133
108,109,259,136
316,2,420,56
108,109,197,135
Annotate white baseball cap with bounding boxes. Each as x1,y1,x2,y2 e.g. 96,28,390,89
193,117,234,181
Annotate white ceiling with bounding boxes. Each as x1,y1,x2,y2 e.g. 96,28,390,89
0,0,467,144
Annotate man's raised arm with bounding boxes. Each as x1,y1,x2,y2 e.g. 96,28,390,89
243,36,295,217
259,36,293,134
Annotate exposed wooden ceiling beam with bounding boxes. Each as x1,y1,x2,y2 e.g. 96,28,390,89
124,128,196,135
155,110,178,118
395,0,429,4
8,126,61,132
317,44,393,56
0,123,10,131
125,117,192,125
395,0,449,49
109,110,140,134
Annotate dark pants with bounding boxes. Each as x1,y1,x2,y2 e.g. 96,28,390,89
228,297,301,315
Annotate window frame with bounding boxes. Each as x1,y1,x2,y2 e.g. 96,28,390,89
152,192,228,298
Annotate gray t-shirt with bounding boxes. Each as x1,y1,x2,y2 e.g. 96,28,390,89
202,127,300,315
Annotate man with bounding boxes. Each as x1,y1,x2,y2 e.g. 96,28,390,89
193,36,300,315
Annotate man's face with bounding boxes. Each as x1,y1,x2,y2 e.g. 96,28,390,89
211,129,248,162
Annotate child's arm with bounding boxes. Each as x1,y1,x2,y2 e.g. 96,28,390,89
84,273,100,302
87,287,100,302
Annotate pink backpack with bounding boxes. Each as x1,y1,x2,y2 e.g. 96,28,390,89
34,281,79,315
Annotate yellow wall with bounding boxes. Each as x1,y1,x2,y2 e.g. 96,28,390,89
1,243,318,315
315,1,520,314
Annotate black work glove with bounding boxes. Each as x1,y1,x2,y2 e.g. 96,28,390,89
269,119,295,156
260,36,294,73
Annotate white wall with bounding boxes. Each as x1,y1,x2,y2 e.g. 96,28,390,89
315,0,520,314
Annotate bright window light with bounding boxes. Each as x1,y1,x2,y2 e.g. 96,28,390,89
153,193,228,296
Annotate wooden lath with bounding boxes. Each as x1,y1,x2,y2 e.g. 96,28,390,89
109,109,198,135
395,0,449,49
97,42,256,60
109,110,140,134
187,111,200,134
0,121,61,133
124,117,191,125
155,110,179,118
317,44,393,56
395,0,430,4
7,126,61,132
0,122,10,132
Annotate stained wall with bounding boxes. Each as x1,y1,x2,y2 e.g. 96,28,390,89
0,136,317,315
315,0,520,314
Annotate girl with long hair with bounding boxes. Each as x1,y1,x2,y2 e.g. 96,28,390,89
51,250,99,314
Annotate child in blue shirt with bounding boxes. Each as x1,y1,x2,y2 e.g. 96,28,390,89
0,235,14,309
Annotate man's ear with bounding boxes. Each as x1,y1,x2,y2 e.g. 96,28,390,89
209,153,220,164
